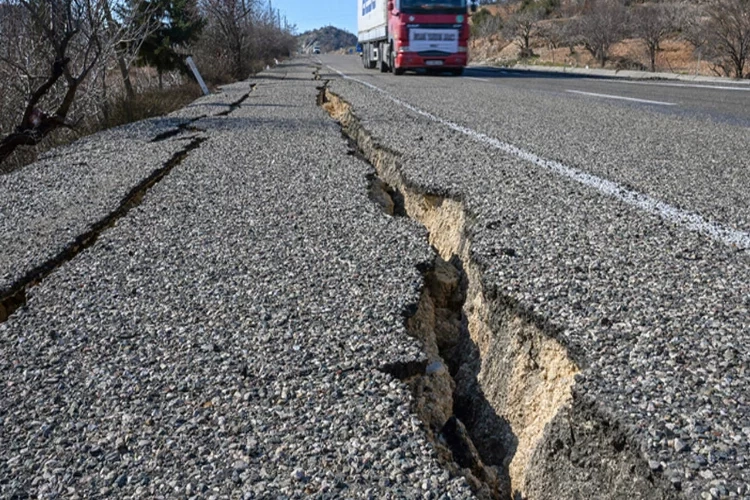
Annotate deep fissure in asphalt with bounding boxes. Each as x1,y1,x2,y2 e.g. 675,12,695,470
319,83,581,499
406,254,511,499
367,173,407,217
0,137,207,324
323,85,509,498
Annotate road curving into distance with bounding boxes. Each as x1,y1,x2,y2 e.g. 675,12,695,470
0,56,748,499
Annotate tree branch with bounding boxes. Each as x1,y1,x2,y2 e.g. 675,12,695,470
20,57,70,129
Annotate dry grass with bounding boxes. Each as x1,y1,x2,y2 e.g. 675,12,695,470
470,5,722,77
100,82,203,130
472,34,717,76
1,82,202,174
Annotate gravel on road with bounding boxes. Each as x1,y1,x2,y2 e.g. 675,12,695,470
0,84,256,320
3,53,749,500
0,63,475,498
322,58,750,500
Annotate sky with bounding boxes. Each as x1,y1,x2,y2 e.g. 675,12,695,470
270,0,358,36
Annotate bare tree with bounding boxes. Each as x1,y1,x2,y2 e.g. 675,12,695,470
572,0,628,67
631,2,678,72
252,5,295,64
0,4,48,122
0,0,155,165
503,4,545,57
537,19,567,50
471,8,503,39
700,0,750,78
200,0,258,80
195,0,295,81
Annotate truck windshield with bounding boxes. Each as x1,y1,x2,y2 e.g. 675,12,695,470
400,0,467,12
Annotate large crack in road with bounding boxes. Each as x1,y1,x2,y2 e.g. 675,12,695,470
0,136,207,324
217,86,256,117
0,84,260,324
319,84,583,499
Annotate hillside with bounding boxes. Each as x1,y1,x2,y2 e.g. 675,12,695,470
298,26,357,53
469,0,750,78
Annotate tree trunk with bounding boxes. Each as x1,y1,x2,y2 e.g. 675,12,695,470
0,58,70,165
101,69,110,124
103,0,136,105
650,49,656,72
117,56,136,103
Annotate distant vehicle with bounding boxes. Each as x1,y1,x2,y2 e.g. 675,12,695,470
312,47,321,54
358,0,477,76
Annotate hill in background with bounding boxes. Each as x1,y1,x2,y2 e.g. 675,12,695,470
470,0,749,78
298,26,357,53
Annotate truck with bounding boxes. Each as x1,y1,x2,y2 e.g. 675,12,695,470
358,0,477,76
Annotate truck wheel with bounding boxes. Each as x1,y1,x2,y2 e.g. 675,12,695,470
378,54,388,72
377,43,388,72
394,67,405,76
364,44,376,69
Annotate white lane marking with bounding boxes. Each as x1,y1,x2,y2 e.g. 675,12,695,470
465,77,489,82
591,79,750,92
566,89,676,106
327,65,750,250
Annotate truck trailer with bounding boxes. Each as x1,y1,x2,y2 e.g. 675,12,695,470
358,0,476,75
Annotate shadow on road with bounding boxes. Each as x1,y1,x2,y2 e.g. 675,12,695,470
467,65,616,82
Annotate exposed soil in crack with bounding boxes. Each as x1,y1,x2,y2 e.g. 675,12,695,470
319,84,683,500
0,137,207,324
318,84,585,500
367,173,407,217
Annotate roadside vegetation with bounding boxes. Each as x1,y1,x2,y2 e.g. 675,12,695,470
471,0,750,79
0,0,296,172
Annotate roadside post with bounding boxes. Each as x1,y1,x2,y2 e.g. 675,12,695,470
186,56,210,96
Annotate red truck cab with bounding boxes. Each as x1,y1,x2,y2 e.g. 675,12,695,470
359,0,476,75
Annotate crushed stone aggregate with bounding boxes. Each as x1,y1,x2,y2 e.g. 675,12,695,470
0,63,474,498
322,56,750,498
3,53,750,499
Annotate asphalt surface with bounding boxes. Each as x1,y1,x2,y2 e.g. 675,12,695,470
0,85,252,301
320,54,750,498
466,66,750,128
1,54,748,500
327,57,750,237
0,65,473,498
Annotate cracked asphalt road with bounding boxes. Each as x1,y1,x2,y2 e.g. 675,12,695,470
320,54,750,499
1,54,749,500
0,63,472,498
